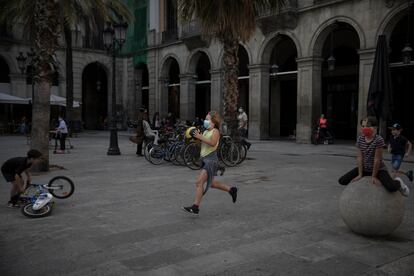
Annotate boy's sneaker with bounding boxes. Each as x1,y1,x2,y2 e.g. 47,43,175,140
7,202,20,208
396,177,410,197
229,187,238,203
182,205,199,215
405,170,413,182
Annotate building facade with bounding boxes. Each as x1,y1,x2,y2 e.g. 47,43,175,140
1,0,413,141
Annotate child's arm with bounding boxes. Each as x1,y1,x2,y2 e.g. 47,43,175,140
195,129,220,147
405,141,412,157
387,143,391,153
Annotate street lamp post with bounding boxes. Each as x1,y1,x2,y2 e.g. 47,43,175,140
103,20,128,155
16,48,36,108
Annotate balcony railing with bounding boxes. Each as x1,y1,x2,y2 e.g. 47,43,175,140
256,0,298,34
161,29,178,44
181,20,202,39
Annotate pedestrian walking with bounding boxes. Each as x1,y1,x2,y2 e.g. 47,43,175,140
237,107,251,149
388,123,413,181
182,111,238,215
338,116,410,197
1,149,42,208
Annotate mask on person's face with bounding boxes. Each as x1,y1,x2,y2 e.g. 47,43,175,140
203,120,211,129
362,127,374,137
238,108,243,113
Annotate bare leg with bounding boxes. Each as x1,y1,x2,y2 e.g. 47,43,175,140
194,170,208,206
211,180,230,192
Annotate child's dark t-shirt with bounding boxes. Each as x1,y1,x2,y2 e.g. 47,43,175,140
1,157,30,176
389,135,408,155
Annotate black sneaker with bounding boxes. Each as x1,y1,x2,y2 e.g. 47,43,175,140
7,202,20,208
182,205,199,215
406,170,413,182
229,187,238,203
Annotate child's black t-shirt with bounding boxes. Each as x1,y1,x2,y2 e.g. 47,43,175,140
1,157,30,176
389,135,408,155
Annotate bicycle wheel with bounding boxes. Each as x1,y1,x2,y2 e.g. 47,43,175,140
21,202,53,218
47,176,75,199
149,146,164,165
220,141,240,167
183,143,202,170
236,142,247,164
144,141,154,162
172,143,185,166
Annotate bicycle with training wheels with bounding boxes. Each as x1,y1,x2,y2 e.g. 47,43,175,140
20,176,75,218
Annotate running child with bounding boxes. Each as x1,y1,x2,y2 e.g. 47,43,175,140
182,111,238,215
387,123,413,181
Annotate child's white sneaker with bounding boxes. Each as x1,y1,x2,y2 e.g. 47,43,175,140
396,177,410,197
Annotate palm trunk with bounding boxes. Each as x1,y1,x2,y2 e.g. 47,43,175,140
31,0,60,171
64,24,74,133
31,80,51,171
222,40,239,138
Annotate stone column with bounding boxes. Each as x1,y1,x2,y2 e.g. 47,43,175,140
134,68,143,119
269,77,281,137
158,78,169,118
357,48,376,128
210,69,224,115
179,73,196,121
248,64,270,140
295,57,324,143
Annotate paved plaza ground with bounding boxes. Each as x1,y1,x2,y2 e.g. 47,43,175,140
0,132,413,275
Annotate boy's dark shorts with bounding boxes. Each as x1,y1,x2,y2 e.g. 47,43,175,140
1,169,16,182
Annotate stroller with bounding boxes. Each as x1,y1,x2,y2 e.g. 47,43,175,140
50,131,74,154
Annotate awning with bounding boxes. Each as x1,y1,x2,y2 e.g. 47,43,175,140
0,92,30,104
27,94,81,108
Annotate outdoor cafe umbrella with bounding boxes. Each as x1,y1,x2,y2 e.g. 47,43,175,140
367,35,393,137
0,92,29,104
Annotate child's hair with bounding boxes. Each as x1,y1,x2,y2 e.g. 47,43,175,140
208,111,221,130
366,116,378,127
27,149,42,159
361,116,378,127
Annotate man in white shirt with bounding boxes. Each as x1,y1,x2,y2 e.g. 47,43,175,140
56,116,68,152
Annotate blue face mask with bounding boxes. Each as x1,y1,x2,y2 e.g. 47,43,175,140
203,120,211,129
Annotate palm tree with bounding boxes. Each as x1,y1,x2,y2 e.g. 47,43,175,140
178,0,285,137
0,0,132,170
59,0,132,132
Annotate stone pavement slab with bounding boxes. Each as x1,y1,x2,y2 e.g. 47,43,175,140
0,132,413,275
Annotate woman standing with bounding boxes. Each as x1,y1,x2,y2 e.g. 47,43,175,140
182,111,238,215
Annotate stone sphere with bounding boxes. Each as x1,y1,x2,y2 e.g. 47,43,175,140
339,177,405,236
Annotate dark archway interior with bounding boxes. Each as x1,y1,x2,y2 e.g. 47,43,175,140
168,59,180,117
321,23,360,140
195,53,211,120
389,11,414,139
269,35,298,137
0,56,10,83
238,46,249,114
136,63,149,110
82,62,108,130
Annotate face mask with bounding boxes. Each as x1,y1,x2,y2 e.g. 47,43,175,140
238,109,243,113
362,127,374,137
203,120,211,129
